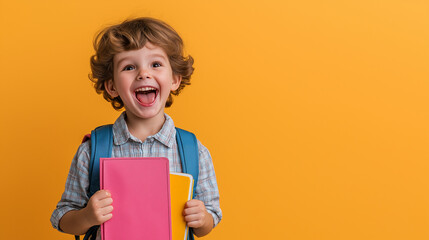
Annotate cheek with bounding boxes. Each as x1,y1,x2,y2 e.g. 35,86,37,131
115,77,131,89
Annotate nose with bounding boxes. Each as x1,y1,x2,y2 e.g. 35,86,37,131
137,68,151,80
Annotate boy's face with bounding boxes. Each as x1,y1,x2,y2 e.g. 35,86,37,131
106,42,181,122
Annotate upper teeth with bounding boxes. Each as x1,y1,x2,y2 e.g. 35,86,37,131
136,87,156,92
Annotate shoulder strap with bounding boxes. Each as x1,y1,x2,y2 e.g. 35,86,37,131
175,127,199,198
88,125,113,198
175,127,199,240
77,125,114,240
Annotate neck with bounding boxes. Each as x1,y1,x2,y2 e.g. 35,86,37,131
124,112,166,142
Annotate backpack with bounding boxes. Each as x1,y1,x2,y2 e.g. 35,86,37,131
75,125,199,240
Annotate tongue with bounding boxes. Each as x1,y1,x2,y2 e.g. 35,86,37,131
136,92,156,105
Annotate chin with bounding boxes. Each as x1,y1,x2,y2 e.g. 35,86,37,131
138,109,165,120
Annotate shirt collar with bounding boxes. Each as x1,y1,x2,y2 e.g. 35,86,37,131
112,111,176,148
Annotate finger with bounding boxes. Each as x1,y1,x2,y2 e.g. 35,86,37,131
183,202,206,215
93,210,113,225
98,197,113,207
183,207,202,216
99,205,114,215
187,220,203,228
93,190,111,200
101,213,113,222
99,190,112,199
184,213,203,223
185,199,202,208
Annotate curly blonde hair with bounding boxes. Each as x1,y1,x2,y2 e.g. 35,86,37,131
89,17,194,109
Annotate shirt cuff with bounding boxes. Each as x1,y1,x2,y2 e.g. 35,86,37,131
206,207,222,227
50,206,80,232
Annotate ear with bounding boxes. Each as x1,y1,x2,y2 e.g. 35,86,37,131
104,79,119,98
171,74,182,91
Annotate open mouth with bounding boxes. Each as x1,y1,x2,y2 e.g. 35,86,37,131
135,86,159,106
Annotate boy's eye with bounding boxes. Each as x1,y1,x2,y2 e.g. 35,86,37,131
123,65,135,71
152,62,162,68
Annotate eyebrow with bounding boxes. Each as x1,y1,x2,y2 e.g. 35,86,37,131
148,53,168,60
115,53,168,68
116,57,132,68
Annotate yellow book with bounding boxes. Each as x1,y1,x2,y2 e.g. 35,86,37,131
170,172,194,240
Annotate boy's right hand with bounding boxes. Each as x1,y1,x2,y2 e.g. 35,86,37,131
83,190,113,226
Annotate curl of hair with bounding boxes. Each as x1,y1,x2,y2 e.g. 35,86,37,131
89,17,194,110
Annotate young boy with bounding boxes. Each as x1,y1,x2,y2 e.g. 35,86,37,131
50,17,222,239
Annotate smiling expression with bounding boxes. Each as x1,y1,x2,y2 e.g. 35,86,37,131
105,42,181,122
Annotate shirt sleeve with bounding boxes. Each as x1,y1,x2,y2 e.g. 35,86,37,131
50,141,91,232
194,140,222,227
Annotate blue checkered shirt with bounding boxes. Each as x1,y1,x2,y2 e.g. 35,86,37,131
51,112,222,239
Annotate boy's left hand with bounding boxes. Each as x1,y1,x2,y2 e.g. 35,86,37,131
183,199,208,229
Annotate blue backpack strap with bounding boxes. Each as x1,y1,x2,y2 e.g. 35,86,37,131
88,125,113,197
175,128,199,240
175,127,199,195
75,125,113,240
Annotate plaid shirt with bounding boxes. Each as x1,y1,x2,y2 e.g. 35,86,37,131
51,112,222,239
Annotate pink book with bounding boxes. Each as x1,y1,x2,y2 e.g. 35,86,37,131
100,157,172,240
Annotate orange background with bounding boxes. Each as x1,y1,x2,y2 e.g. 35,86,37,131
1,0,429,239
